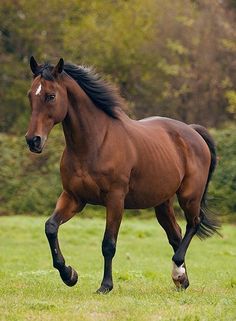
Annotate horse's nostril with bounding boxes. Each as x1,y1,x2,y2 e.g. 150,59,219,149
32,136,41,147
26,136,41,150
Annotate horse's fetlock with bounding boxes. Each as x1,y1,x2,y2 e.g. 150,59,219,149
172,254,184,268
53,258,65,270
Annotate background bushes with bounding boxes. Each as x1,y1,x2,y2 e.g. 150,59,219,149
1,0,236,133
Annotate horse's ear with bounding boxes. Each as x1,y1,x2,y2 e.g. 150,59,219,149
30,56,38,75
53,58,64,75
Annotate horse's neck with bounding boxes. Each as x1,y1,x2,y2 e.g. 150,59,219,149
62,78,110,156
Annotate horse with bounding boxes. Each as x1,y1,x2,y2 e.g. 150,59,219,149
25,56,220,293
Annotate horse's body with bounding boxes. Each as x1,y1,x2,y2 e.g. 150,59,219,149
62,115,209,210
26,57,219,293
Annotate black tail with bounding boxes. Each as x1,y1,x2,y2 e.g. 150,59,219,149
190,124,221,239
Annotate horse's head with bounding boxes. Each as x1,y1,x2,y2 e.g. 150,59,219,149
25,56,68,153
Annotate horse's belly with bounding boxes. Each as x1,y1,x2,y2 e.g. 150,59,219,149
124,189,174,209
124,168,183,209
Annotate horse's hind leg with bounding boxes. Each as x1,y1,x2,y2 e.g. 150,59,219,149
155,199,182,252
45,191,85,286
172,182,203,289
155,200,190,288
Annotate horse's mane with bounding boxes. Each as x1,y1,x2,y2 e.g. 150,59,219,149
36,62,124,119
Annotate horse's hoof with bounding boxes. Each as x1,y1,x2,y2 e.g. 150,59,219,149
96,284,113,294
62,266,78,287
172,261,189,290
172,275,189,290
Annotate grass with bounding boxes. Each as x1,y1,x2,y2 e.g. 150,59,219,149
0,214,235,321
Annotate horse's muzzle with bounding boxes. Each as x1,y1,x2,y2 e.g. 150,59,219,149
25,135,43,153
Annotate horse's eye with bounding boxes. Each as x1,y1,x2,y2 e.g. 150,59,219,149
46,94,56,102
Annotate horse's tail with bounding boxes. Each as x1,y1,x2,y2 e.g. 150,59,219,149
190,124,221,239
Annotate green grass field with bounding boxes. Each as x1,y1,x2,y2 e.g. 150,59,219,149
0,215,235,321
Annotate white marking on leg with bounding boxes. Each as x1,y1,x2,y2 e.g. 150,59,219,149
35,83,42,95
70,268,74,280
172,261,185,280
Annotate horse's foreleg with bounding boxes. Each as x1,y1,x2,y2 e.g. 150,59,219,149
96,191,124,294
45,191,85,286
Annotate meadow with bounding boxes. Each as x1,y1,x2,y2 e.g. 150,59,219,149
0,214,235,321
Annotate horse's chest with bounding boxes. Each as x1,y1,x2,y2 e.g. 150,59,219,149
61,167,105,204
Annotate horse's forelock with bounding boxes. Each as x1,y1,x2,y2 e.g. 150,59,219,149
34,63,54,81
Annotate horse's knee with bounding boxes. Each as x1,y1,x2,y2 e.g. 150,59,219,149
102,238,116,259
45,219,58,240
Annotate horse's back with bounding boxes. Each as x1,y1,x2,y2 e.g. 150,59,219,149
134,116,210,160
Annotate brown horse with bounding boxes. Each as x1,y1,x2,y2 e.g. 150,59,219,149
25,57,220,293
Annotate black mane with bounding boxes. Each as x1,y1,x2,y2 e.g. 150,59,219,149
36,63,124,118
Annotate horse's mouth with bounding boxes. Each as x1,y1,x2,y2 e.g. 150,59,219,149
29,146,43,153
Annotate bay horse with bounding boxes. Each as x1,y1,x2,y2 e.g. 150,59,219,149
25,57,220,293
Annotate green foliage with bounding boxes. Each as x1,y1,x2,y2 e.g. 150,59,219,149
0,127,64,215
209,126,236,217
0,216,235,320
1,0,236,132
225,90,236,118
0,126,235,220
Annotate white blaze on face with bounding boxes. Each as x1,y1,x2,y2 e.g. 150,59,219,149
35,83,42,95
172,261,185,280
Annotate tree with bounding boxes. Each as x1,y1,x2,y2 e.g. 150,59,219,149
0,0,236,133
